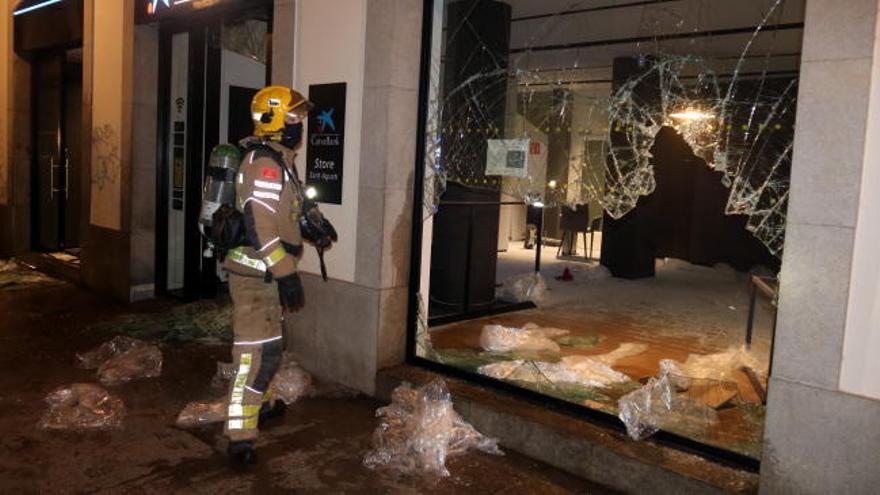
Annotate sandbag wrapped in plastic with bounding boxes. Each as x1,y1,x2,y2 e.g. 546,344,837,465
618,369,718,441
479,355,630,389
77,336,141,369
364,379,502,477
270,358,313,405
38,383,125,431
176,399,226,428
97,344,163,386
479,324,562,354
499,272,547,303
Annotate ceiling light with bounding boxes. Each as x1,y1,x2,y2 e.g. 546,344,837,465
669,109,715,121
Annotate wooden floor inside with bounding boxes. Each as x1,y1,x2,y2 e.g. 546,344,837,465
427,306,768,460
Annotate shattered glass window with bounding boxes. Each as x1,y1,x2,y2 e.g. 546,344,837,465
414,0,803,462
423,0,799,258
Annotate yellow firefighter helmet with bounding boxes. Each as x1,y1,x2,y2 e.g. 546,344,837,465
251,86,314,138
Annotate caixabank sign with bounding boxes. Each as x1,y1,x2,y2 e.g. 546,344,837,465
305,82,347,205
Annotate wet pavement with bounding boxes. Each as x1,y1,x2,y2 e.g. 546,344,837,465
0,270,613,493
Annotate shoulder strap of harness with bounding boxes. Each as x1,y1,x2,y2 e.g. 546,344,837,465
242,142,300,183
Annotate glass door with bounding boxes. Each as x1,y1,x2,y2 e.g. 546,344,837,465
32,50,83,254
32,54,63,252
158,6,272,299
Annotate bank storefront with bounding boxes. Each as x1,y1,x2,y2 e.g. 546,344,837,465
2,1,880,492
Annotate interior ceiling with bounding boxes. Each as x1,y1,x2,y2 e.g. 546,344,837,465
496,0,805,84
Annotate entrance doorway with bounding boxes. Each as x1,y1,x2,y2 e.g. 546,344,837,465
31,48,84,256
156,5,272,299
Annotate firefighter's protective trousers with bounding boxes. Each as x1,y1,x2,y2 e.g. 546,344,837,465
223,273,284,442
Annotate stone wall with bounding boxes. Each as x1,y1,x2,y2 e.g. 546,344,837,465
760,0,880,493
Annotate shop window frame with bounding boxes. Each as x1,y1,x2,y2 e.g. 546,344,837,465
404,0,765,472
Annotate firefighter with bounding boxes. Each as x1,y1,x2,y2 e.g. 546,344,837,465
221,86,314,466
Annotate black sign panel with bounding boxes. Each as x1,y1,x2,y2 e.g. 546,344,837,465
305,82,346,205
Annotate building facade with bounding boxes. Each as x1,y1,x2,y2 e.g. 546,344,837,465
1,0,879,492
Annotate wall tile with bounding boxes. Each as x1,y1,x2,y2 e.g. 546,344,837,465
354,185,385,288
380,187,412,289
802,0,878,62
761,377,880,494
377,286,408,368
364,0,422,91
788,59,872,228
773,222,854,389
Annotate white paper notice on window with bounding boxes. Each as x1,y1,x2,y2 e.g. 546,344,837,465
486,139,529,178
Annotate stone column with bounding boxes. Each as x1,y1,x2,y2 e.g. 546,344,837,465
80,0,136,300
272,0,295,87
284,0,422,395
0,0,32,256
760,0,880,493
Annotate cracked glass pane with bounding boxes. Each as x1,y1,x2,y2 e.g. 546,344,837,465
423,0,800,258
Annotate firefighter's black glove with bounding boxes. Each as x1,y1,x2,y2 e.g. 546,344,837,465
300,200,338,250
276,273,305,312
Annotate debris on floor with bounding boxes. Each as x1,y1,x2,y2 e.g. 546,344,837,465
38,383,126,431
499,272,547,304
98,343,163,386
676,346,765,382
478,355,631,389
176,399,226,428
364,379,502,477
269,355,313,405
521,322,570,339
88,300,232,343
591,343,649,365
479,324,565,354
77,336,142,369
618,366,719,441
77,336,163,386
0,259,65,291
555,334,601,348
555,267,574,281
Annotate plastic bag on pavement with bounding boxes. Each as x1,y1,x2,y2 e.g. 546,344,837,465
176,399,226,428
77,336,142,369
618,368,718,441
97,343,163,386
479,324,562,354
269,358,313,405
499,272,547,304
364,379,502,477
38,383,125,430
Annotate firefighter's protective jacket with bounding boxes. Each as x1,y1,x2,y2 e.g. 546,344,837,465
223,138,304,279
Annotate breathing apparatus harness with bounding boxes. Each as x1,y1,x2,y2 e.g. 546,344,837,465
240,140,338,282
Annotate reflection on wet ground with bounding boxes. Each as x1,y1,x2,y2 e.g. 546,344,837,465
0,267,612,493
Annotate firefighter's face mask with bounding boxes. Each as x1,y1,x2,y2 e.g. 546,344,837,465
280,113,304,150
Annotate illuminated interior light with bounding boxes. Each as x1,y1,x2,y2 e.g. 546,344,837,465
532,201,545,208
13,0,63,16
305,187,318,200
547,180,557,189
669,110,715,121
